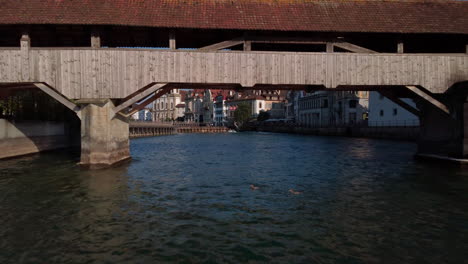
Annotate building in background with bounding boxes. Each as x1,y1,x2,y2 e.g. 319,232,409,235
225,96,266,121
175,103,186,121
368,92,419,126
153,89,187,121
132,108,153,121
297,91,369,127
213,90,234,126
297,91,332,127
332,91,369,125
269,102,286,119
223,89,288,122
285,91,303,121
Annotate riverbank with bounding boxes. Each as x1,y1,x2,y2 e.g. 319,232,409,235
250,125,419,141
0,119,78,159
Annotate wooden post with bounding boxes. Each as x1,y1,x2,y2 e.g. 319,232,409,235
465,43,468,54
397,40,404,53
326,42,334,53
91,30,101,48
243,32,251,51
20,32,30,81
244,40,252,51
169,30,176,50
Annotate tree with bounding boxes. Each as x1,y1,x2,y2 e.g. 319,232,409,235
234,102,251,126
257,111,270,122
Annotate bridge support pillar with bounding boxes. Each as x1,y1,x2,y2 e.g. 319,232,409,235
79,99,130,168
417,92,468,162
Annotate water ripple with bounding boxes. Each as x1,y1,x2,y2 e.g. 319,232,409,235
0,133,467,263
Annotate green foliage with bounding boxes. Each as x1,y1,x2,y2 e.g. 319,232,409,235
0,90,67,121
234,102,251,125
257,111,270,122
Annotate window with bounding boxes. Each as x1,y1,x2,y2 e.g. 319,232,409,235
349,100,357,108
380,110,384,116
259,102,262,109
393,108,398,116
323,99,328,108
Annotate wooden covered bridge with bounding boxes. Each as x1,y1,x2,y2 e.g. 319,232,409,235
0,0,467,167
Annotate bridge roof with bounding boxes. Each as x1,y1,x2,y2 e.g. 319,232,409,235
1,0,467,34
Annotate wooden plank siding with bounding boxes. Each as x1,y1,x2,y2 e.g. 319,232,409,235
0,48,467,99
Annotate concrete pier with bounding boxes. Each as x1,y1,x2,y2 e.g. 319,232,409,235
79,100,130,168
417,92,468,159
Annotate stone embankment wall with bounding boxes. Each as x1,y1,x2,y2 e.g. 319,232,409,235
0,119,74,159
129,126,176,138
176,126,228,134
256,125,419,141
129,123,228,138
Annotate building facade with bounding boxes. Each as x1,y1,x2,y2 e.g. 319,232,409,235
297,91,369,127
368,92,420,126
153,89,185,121
297,91,332,127
332,91,369,125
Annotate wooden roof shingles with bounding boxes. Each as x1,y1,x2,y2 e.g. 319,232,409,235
0,0,467,34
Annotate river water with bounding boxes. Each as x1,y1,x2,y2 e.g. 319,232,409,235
0,133,467,263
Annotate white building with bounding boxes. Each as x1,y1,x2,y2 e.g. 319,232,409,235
132,108,152,121
368,92,420,126
214,94,229,126
153,89,185,121
225,96,268,120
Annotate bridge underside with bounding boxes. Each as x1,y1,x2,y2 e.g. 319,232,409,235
1,82,467,167
0,23,467,167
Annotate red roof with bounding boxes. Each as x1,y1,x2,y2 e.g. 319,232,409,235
179,90,188,102
0,0,467,34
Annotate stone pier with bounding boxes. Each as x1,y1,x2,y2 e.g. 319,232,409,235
417,91,468,162
79,99,130,168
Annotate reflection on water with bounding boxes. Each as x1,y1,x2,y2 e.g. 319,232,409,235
0,133,467,263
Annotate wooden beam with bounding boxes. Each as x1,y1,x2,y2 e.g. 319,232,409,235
199,37,376,53
20,33,30,81
378,90,420,117
34,83,81,118
199,38,244,51
118,86,172,117
248,36,330,44
169,30,176,50
406,85,450,115
333,42,377,53
397,41,404,53
113,83,168,115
